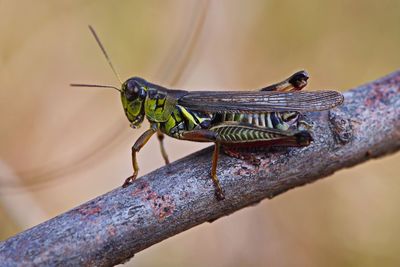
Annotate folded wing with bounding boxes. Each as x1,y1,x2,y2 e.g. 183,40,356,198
178,90,344,113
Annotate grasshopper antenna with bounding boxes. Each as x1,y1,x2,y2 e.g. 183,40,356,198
70,83,121,92
88,25,123,84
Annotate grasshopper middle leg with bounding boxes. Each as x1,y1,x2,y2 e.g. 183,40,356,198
157,132,170,165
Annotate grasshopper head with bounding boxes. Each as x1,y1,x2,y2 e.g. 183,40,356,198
121,77,148,128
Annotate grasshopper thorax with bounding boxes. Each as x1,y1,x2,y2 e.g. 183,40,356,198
121,77,148,128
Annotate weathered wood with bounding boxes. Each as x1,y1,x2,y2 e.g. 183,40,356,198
0,71,399,267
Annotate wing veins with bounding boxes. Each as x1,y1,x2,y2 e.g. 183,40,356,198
179,90,344,113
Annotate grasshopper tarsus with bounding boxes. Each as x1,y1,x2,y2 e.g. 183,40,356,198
122,176,134,188
215,190,225,201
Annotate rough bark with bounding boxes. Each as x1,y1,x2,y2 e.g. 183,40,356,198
0,71,399,267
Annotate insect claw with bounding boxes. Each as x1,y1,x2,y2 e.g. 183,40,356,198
215,189,225,201
122,176,134,188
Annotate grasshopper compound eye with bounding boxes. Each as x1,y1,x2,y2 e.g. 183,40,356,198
125,79,147,101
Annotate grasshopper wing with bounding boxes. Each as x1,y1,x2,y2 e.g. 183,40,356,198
178,90,344,113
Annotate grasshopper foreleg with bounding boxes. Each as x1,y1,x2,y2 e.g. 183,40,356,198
122,127,157,188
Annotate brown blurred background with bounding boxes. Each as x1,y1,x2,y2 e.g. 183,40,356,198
1,0,400,266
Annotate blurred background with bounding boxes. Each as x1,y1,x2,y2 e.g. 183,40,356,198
1,0,399,266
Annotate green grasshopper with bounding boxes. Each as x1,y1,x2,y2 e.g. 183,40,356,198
72,27,344,200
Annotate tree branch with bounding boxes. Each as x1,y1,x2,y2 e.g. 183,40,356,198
1,71,399,266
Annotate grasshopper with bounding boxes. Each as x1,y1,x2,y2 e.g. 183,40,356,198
72,27,344,200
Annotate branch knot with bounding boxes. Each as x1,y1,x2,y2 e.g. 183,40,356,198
329,108,353,145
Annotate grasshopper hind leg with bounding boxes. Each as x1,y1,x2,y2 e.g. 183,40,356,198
260,70,309,92
211,143,225,200
212,123,313,173
180,130,225,200
222,147,261,166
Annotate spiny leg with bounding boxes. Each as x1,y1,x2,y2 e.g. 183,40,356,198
211,122,313,166
211,142,225,200
122,127,157,188
260,70,309,92
157,132,170,165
